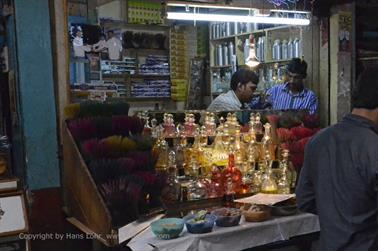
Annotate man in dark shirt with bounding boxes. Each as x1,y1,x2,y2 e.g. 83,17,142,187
296,66,378,251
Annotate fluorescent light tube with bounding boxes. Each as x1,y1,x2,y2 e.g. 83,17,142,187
167,12,310,26
166,2,252,10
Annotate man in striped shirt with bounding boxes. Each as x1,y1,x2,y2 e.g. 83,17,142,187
251,58,318,114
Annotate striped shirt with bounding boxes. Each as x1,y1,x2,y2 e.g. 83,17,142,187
266,83,318,114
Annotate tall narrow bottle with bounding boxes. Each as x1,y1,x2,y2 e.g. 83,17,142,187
260,150,278,194
261,123,276,160
161,151,180,202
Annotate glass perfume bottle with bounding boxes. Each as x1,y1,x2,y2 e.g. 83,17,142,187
163,113,176,137
232,129,245,167
230,113,240,135
222,154,242,194
261,122,276,160
187,156,209,200
209,165,224,198
150,118,159,139
250,162,263,193
204,112,217,136
154,127,169,172
254,113,263,142
221,124,231,152
161,151,180,202
210,128,228,167
249,112,256,129
260,151,278,194
281,149,297,189
223,176,235,206
184,113,197,137
175,132,187,178
240,163,253,194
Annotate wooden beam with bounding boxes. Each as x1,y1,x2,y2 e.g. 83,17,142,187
50,0,70,152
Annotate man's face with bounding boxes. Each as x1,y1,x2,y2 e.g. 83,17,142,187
287,71,304,88
237,81,257,103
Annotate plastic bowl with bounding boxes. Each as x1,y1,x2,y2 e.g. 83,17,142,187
183,213,217,234
150,218,184,240
211,208,241,227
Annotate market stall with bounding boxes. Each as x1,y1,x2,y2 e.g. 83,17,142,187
62,101,320,249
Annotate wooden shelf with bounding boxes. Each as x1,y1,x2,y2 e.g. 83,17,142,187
102,73,130,79
211,35,236,42
124,48,169,55
101,21,170,31
131,74,170,79
211,65,232,69
125,97,171,102
102,73,170,79
263,59,291,64
235,25,299,37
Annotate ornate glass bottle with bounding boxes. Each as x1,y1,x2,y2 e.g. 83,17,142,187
161,151,180,202
260,151,278,194
163,113,176,137
254,113,263,141
184,113,198,137
204,112,217,136
222,154,242,194
153,127,169,172
261,123,276,160
187,156,209,200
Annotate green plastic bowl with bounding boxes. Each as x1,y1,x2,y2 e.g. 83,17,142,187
150,218,184,240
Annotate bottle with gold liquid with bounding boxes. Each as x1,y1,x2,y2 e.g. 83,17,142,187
161,151,180,202
261,123,276,160
260,151,278,194
254,113,263,142
222,154,242,194
281,149,297,189
210,128,229,167
174,131,187,178
232,128,245,168
277,149,291,194
154,127,169,172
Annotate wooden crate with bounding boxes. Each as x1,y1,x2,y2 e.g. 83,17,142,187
62,122,116,246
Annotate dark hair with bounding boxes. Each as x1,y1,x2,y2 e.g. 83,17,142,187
352,66,378,109
230,69,259,91
287,58,307,78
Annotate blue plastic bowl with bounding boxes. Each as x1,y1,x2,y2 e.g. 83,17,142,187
150,218,184,240
183,214,217,234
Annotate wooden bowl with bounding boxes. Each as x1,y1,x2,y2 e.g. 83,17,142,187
241,204,271,222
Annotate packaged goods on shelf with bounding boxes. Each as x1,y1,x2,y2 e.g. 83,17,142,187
127,0,162,24
139,55,170,75
100,59,136,75
131,80,171,98
171,79,187,101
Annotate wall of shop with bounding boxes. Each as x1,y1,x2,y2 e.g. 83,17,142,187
330,3,355,124
14,0,60,189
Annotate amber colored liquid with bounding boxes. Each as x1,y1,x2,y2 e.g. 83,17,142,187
261,189,278,194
